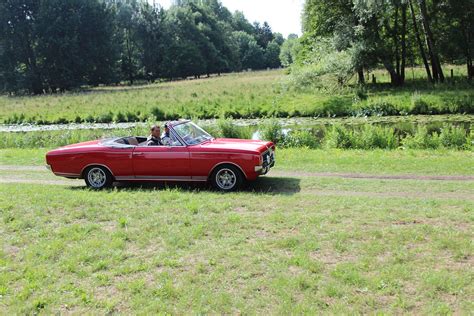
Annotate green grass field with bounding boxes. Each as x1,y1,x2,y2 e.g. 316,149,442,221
1,66,473,313
1,67,472,124
1,148,473,313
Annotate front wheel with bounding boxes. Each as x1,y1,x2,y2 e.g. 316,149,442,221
211,165,244,192
84,166,113,189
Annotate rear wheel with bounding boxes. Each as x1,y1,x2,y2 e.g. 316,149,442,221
211,165,243,192
84,166,113,189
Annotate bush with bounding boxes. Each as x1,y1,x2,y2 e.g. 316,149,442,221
402,126,441,149
324,124,355,149
260,119,285,143
151,107,166,120
439,125,469,149
325,124,399,149
355,125,399,149
353,100,400,117
95,112,113,123
216,119,251,139
283,129,320,149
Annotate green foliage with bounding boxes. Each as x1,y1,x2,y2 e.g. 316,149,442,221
301,0,474,86
402,125,471,150
260,119,285,144
215,119,252,139
439,125,470,149
282,129,320,148
402,126,442,149
0,0,285,94
323,124,399,149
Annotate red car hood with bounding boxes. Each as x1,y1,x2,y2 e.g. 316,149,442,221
196,138,273,154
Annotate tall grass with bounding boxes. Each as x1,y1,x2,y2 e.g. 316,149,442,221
1,122,471,150
1,69,473,124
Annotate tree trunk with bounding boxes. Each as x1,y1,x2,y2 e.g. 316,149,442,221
461,23,473,81
400,3,408,85
383,60,402,86
394,4,401,78
409,0,433,83
358,68,365,84
417,0,444,82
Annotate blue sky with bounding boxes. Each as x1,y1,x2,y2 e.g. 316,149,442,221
151,0,304,38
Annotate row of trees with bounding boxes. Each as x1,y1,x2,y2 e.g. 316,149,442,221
0,0,285,94
300,0,473,85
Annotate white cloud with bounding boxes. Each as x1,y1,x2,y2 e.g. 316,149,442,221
151,0,303,37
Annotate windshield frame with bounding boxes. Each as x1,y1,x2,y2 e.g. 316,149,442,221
171,121,214,146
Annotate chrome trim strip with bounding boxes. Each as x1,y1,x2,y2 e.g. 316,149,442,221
136,175,192,180
208,161,248,179
54,172,81,177
80,164,115,178
115,176,207,182
190,152,256,156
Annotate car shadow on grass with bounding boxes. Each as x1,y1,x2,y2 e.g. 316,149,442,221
69,176,301,195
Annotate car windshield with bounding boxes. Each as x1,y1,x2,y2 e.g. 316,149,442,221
173,121,213,145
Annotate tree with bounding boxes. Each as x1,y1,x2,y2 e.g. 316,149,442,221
417,0,444,82
264,41,281,68
231,31,265,70
279,36,300,67
0,0,43,93
254,21,274,49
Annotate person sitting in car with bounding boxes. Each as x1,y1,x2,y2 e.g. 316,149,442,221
146,125,163,146
161,123,172,146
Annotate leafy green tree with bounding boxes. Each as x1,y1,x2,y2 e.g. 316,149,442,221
231,31,265,70
264,40,282,68
279,36,301,67
254,21,274,49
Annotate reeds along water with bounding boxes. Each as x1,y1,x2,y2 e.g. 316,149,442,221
1,121,472,150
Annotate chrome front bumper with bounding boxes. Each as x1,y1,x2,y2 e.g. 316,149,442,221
255,148,275,175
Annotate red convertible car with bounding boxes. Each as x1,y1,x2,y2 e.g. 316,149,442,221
46,120,275,191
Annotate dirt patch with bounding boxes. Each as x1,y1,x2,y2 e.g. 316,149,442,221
0,177,81,186
301,189,474,201
272,170,474,181
0,165,46,171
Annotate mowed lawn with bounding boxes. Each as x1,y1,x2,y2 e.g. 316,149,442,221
0,149,473,313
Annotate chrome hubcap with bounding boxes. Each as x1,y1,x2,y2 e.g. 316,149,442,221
216,168,236,190
87,168,107,188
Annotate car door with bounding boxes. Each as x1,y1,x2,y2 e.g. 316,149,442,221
132,145,191,180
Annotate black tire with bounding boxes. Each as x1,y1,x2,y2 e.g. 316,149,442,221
210,164,244,192
84,166,113,189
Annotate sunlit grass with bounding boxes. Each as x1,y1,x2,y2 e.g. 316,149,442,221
1,68,472,124
1,177,472,313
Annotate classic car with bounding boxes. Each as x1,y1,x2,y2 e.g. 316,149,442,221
45,120,275,191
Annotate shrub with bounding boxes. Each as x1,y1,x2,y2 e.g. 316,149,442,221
151,107,166,120
402,126,441,149
125,112,139,122
283,129,320,148
115,112,126,123
95,112,113,123
439,125,469,149
324,124,355,149
216,119,251,139
353,100,399,117
260,119,285,143
411,93,433,114
355,125,399,149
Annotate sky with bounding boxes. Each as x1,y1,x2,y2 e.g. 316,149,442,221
151,0,304,38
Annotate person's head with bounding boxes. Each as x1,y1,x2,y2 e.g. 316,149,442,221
164,123,170,134
150,125,161,138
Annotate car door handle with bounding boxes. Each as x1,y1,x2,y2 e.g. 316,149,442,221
133,153,145,156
